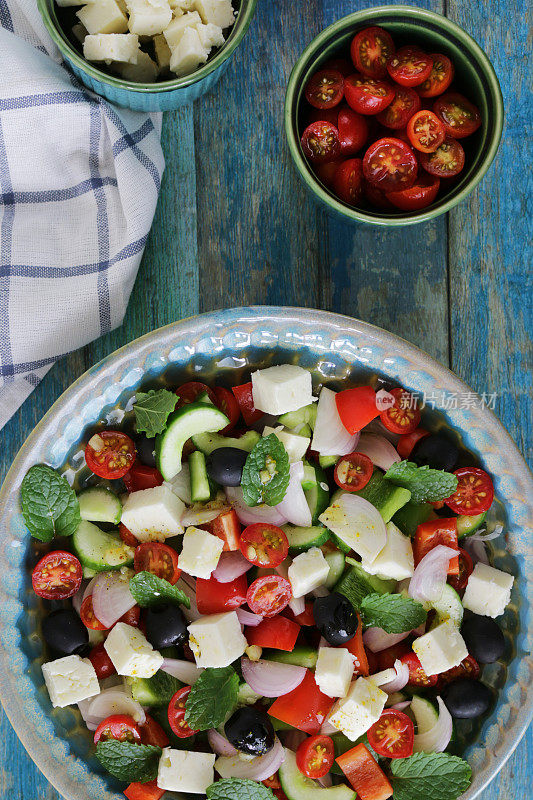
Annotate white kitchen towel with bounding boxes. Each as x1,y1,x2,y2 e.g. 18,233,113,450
0,0,165,431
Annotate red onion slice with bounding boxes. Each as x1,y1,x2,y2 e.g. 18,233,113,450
462,537,490,565
275,462,312,527
241,658,306,697
363,627,410,653
391,700,412,711
320,720,339,735
288,596,306,615
380,659,410,693
468,524,503,542
72,579,90,616
237,608,263,627
77,698,100,731
88,688,146,726
356,433,401,472
317,773,333,788
82,576,98,602
161,658,204,684
208,729,237,756
225,486,289,527
409,545,458,603
213,551,253,583
281,729,308,751
215,737,284,781
311,387,360,456
413,696,453,753
175,575,202,621
92,572,136,629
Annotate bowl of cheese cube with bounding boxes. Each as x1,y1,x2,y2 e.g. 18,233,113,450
37,0,257,110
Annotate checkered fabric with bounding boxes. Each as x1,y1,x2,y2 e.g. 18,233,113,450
0,0,165,430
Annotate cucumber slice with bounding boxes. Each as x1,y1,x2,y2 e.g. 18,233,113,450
430,584,463,627
355,470,411,522
302,463,318,491
334,561,396,608
156,402,229,480
324,549,345,589
280,749,355,800
72,520,134,572
330,533,351,554
263,646,318,669
456,512,486,537
189,450,211,503
78,487,122,524
304,463,330,524
191,429,260,456
297,423,312,438
128,672,182,706
319,454,338,470
393,501,437,537
278,403,317,431
283,524,330,554
410,695,439,735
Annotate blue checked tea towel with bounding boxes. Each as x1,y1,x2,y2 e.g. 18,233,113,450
0,0,165,430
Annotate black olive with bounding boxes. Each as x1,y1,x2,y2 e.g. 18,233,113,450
225,707,275,755
461,615,506,663
411,434,459,472
144,605,187,650
42,609,89,656
313,592,358,646
206,448,248,487
136,434,157,467
442,679,492,719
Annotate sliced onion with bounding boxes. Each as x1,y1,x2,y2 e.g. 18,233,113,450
408,545,458,603
161,658,204,684
369,668,397,686
282,729,308,751
317,773,333,788
380,659,410,693
77,698,100,731
241,658,306,697
391,700,412,711
92,571,136,629
288,595,306,615
276,462,312,527
356,433,401,472
363,627,410,653
215,737,284,781
225,486,289,527
82,576,98,602
462,537,489,565
237,608,263,627
88,688,146,726
72,579,90,616
363,417,401,445
311,387,360,456
320,720,338,735
213,551,253,583
175,575,201,621
468,524,503,542
319,493,387,565
413,696,453,753
208,729,238,756
181,501,231,527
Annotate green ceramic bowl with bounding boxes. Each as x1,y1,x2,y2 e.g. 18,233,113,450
285,5,504,226
37,0,257,112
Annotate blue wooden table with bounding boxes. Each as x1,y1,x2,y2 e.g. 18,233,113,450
0,0,531,797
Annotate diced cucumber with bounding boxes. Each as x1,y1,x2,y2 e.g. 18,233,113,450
283,524,330,554
297,423,312,438
456,512,486,537
263,646,318,669
72,520,134,572
280,749,355,800
319,454,338,469
334,560,396,608
196,391,214,405
237,682,262,707
302,463,318,490
393,501,437,537
191,429,260,456
355,470,411,522
156,402,229,480
324,549,345,589
278,403,317,431
410,695,439,735
78,486,122,525
303,463,330,524
189,450,211,503
430,584,463,627
330,533,351,554
128,671,182,706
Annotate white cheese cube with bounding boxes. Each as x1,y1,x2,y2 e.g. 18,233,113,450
462,562,514,618
369,668,397,686
262,425,310,463
327,677,387,741
121,484,185,541
154,33,172,70
315,647,354,698
195,21,224,49
104,623,163,678
163,10,201,47
169,26,209,75
188,611,247,668
412,621,468,676
83,32,140,62
119,50,159,81
126,0,172,36
288,547,330,598
77,0,128,35
157,748,215,793
361,522,414,581
194,0,234,28
319,493,387,565
169,0,194,8
72,22,88,42
252,366,314,416
42,655,99,708
178,526,223,578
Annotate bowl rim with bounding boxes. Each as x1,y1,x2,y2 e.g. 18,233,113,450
0,306,531,800
36,0,257,94
284,4,504,226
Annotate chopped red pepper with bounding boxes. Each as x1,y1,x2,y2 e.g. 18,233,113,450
123,780,164,800
414,517,460,574
336,743,393,800
246,616,300,651
335,387,379,434
268,669,334,734
196,574,248,615
231,382,263,425
203,508,241,551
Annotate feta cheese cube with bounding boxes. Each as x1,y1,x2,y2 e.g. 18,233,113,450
77,0,128,35
157,748,215,793
126,0,172,36
251,365,313,416
178,526,223,578
154,33,172,69
42,655,100,708
315,647,354,698
188,611,247,668
288,547,330,598
72,22,88,43
119,50,159,81
121,484,185,541
327,677,387,741
462,562,514,618
163,10,201,47
83,32,140,63
194,0,234,28
104,623,163,678
412,621,468,676
169,25,209,75
361,522,414,581
169,0,194,8
195,21,224,49
319,493,387,565
262,425,310,463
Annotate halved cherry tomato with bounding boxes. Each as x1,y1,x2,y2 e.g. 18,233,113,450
364,179,395,210
263,774,281,790
231,382,263,426
387,46,433,87
175,381,216,407
336,743,393,800
88,643,116,679
386,173,440,211
301,122,341,163
124,780,164,800
335,386,379,434
246,615,300,651
377,86,420,129
448,548,474,592
246,575,292,617
436,654,480,687
350,26,395,79
296,734,335,778
363,137,417,192
134,542,181,584
417,54,454,98
305,69,345,109
240,523,289,568
140,715,170,748
344,75,395,115
120,605,141,627
308,106,340,127
407,110,445,153
379,388,421,434
94,715,141,744
397,428,429,458
32,551,82,600
123,462,163,493
446,467,494,515
338,106,369,154
85,430,136,480
420,137,465,178
204,508,241,551
414,517,460,574
214,386,240,434
334,452,373,492
268,670,334,734
168,686,199,738
333,158,364,205
80,595,107,630
314,159,343,188
400,651,438,687
433,92,482,139
196,573,248,615
367,709,414,759
376,641,411,671
119,522,139,547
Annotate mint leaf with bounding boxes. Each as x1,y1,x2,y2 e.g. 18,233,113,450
391,752,472,800
134,389,178,438
384,461,458,504
96,741,161,783
207,779,276,800
129,571,190,609
20,464,81,542
241,434,290,506
360,592,427,634
185,667,239,730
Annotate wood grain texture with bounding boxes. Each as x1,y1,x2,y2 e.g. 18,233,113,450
0,0,531,797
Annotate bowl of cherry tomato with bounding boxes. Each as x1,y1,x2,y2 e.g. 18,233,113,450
284,5,503,225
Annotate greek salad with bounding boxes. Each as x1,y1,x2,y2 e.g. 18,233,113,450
21,364,514,800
